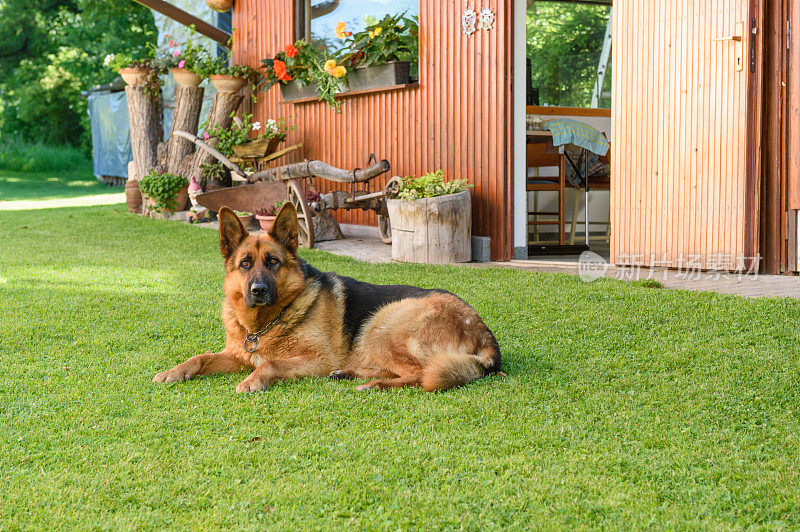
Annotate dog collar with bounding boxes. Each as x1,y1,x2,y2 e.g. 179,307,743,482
243,304,289,353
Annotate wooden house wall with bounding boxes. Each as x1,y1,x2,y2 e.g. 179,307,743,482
232,0,514,260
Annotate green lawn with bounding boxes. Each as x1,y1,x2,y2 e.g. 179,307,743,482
0,169,122,201
2,205,799,529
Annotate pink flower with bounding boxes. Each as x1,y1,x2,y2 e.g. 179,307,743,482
172,48,180,57
178,60,185,68
202,132,210,140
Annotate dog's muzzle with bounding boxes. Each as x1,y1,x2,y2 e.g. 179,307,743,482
246,278,275,307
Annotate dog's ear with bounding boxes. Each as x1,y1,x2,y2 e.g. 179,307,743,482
219,206,248,260
269,202,298,254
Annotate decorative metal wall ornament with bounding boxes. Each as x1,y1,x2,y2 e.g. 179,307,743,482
462,0,477,36
478,0,496,31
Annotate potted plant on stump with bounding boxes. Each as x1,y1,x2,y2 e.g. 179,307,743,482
160,37,213,87
104,53,164,99
139,170,190,217
386,170,473,264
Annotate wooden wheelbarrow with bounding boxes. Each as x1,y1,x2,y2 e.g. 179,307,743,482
174,132,400,249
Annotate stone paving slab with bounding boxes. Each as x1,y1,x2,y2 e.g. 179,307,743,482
311,234,800,300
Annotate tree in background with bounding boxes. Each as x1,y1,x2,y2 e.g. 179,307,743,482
527,2,611,108
0,0,156,151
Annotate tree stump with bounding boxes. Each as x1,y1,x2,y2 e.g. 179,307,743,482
166,85,204,175
125,85,162,180
186,91,244,188
312,209,344,242
385,191,472,264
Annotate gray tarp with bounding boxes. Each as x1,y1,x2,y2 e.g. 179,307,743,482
87,90,132,178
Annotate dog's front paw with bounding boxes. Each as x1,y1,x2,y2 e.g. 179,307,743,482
153,366,193,384
236,377,271,393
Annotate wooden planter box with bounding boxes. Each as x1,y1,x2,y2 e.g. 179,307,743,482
347,61,411,91
386,190,472,264
231,137,281,158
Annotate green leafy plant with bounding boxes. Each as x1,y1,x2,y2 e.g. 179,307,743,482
138,170,188,212
344,13,419,69
396,170,473,200
200,161,227,186
103,54,164,101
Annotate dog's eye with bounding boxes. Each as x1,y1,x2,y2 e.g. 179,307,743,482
239,259,251,269
266,257,280,269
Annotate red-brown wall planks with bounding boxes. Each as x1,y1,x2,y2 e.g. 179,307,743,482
232,0,513,260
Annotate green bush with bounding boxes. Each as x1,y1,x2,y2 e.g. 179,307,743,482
0,138,91,173
138,170,188,213
396,170,472,200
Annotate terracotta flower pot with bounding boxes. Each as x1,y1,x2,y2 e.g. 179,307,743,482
119,68,151,86
210,74,247,93
170,68,202,87
125,179,143,214
255,214,277,232
141,185,190,215
237,214,255,228
205,0,233,12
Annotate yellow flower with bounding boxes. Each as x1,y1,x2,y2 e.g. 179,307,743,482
374,26,383,35
332,65,347,78
335,21,347,39
324,59,337,73
368,30,375,39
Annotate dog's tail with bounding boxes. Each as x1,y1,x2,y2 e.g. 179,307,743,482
421,329,502,392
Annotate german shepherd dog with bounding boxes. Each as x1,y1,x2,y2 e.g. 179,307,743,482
154,204,502,393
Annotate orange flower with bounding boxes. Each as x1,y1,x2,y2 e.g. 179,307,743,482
335,21,347,39
273,59,292,82
285,43,298,59
331,65,347,78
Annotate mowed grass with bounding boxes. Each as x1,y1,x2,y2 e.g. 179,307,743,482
1,205,799,529
0,169,122,201
0,141,121,201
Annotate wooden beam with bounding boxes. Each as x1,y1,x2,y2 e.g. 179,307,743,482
131,0,230,46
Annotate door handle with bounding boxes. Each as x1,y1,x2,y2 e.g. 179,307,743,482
714,21,744,72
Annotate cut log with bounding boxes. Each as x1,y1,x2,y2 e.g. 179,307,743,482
312,209,344,241
125,85,163,179
186,91,244,187
167,85,204,174
385,191,472,264
248,158,390,183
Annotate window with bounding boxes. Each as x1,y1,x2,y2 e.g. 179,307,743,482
527,1,612,108
296,1,419,59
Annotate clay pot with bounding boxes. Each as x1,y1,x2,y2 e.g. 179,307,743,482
237,214,255,228
119,68,151,86
125,179,143,214
205,0,233,12
141,185,190,215
210,74,246,93
170,68,202,87
256,214,277,232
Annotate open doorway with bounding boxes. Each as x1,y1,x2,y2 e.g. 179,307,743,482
513,0,612,262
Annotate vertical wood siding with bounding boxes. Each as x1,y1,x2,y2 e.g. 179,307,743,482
232,0,513,260
611,0,751,269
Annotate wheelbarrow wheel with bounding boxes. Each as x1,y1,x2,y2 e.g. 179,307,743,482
286,180,315,249
378,214,392,244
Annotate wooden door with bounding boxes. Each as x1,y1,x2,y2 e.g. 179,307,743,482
611,0,762,271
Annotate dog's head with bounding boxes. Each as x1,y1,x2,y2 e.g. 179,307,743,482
218,203,305,309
